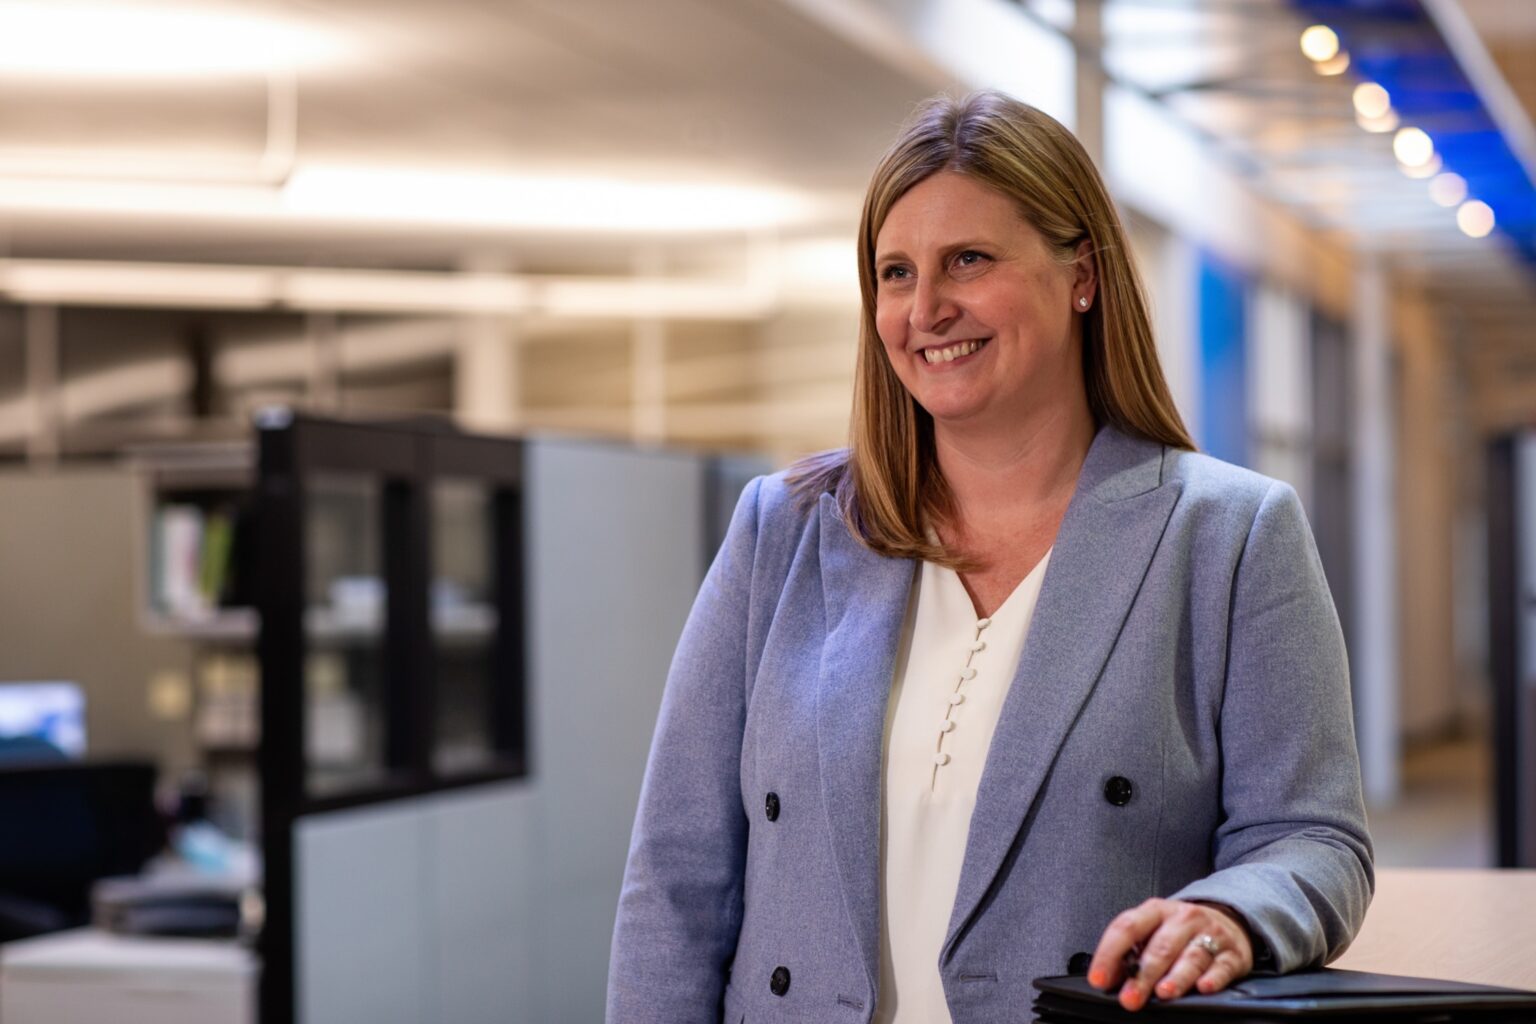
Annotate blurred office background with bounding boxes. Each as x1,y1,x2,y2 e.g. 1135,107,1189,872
0,0,1532,1021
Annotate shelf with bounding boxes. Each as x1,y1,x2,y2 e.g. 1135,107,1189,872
143,608,258,642
141,604,497,643
304,603,497,641
124,439,254,491
432,604,498,641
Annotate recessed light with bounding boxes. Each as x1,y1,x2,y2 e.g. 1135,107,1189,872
1300,25,1340,63
1393,127,1435,168
1428,173,1467,208
1353,83,1391,120
1456,200,1495,239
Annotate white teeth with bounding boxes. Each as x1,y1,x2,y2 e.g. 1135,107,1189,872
922,339,984,364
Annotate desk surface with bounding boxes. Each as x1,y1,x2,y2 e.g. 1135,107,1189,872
0,928,255,979
1332,868,1536,990
0,928,254,1024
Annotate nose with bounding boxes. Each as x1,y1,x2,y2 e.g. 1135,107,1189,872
910,275,958,336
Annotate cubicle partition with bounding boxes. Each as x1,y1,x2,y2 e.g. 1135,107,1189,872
256,413,763,1023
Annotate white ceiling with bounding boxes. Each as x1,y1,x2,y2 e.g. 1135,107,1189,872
0,0,1529,272
0,0,1529,380
0,0,934,266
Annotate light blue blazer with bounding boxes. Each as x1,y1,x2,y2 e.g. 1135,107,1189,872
607,425,1373,1024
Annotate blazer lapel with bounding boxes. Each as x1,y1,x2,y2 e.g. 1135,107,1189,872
943,427,1181,959
815,492,916,994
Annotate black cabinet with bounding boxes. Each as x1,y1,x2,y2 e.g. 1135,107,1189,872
256,412,526,1024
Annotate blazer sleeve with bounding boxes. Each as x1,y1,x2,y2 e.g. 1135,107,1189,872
1171,480,1375,973
606,476,763,1023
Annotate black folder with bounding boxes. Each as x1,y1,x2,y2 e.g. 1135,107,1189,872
1033,969,1536,1022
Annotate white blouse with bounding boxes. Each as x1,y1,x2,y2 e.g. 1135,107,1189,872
875,549,1052,1024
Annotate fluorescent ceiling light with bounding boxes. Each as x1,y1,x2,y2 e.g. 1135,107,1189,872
280,167,823,233
0,176,278,218
0,1,351,79
0,165,830,234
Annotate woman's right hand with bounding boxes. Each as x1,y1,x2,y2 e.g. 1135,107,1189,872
1086,897,1254,1012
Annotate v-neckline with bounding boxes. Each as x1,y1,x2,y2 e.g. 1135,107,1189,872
934,546,1052,623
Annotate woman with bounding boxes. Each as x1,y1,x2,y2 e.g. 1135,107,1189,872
607,91,1372,1023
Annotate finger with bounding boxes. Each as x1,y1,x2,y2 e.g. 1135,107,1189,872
1118,913,1206,1010
1195,950,1248,995
1153,942,1219,1002
1190,903,1256,973
1118,914,1210,1007
1087,900,1166,991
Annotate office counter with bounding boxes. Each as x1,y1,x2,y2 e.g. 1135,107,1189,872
1332,869,1536,989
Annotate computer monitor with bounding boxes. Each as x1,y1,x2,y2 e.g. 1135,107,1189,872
0,682,86,760
0,760,162,939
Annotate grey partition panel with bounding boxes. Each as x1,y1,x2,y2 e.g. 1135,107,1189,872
295,802,430,1024
524,439,706,1023
427,782,537,1024
294,783,536,1024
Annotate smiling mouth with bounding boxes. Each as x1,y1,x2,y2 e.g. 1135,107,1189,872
922,339,989,364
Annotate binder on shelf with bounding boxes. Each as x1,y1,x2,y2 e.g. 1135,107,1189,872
150,501,251,623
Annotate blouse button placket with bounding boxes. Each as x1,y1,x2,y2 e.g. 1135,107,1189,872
932,615,992,788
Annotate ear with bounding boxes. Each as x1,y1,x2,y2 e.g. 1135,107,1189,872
1072,237,1098,307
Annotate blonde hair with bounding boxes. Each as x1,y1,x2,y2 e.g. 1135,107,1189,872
790,90,1194,568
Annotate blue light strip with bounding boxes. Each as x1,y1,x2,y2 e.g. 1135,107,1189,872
1288,0,1536,267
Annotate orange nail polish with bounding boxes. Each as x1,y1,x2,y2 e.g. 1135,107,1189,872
1088,969,1105,988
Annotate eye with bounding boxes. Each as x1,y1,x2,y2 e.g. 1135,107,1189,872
879,264,911,282
952,249,989,271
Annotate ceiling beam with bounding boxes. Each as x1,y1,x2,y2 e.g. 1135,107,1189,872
0,258,780,319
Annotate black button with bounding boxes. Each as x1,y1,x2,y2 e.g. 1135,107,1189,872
770,966,791,996
765,792,780,822
1104,776,1134,806
1067,951,1093,976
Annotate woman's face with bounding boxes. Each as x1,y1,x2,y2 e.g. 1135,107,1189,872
872,170,1093,437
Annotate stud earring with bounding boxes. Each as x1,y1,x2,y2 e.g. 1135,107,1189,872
1078,296,1089,309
